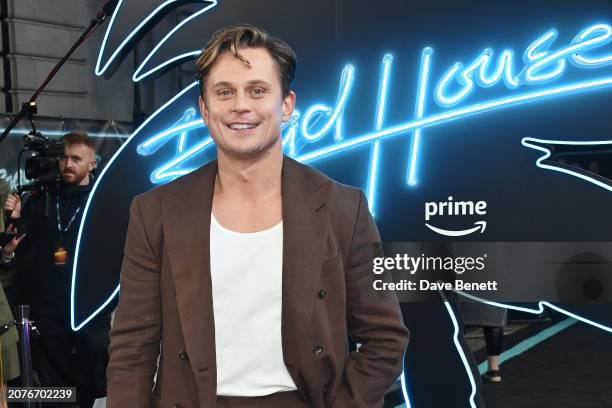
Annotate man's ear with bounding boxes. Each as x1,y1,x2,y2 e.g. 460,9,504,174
282,91,296,123
88,151,97,172
199,95,209,126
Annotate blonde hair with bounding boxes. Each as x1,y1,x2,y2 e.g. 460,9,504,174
195,24,296,99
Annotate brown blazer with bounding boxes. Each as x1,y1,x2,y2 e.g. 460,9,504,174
107,156,409,408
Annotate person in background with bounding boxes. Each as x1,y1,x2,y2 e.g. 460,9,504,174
3,132,110,408
0,179,21,407
461,302,507,383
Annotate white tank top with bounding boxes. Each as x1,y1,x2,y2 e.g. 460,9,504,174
210,213,297,396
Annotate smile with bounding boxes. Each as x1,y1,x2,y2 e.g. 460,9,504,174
227,123,259,131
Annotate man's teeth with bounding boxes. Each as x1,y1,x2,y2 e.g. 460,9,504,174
229,123,257,130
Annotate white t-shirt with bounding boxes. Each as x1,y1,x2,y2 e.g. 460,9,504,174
210,213,297,396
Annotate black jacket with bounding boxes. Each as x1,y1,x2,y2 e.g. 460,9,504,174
15,181,92,313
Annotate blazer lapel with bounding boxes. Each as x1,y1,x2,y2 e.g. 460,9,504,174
162,161,218,388
281,157,329,387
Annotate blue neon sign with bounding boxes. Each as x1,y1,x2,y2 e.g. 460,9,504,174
74,14,612,408
134,22,612,209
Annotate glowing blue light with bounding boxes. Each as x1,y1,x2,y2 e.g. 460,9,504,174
459,48,519,90
150,136,214,183
521,137,612,192
301,104,332,142
407,47,433,186
95,0,218,79
525,23,612,83
144,67,612,218
435,48,519,107
367,54,393,215
476,318,577,375
281,110,301,156
178,109,197,153
134,51,200,82
455,290,612,334
71,81,201,331
440,293,478,408
300,65,355,141
136,119,203,155
132,0,218,81
84,22,612,337
137,108,212,184
435,62,470,106
134,23,612,195
571,23,612,67
446,289,612,408
478,50,519,89
400,366,412,408
334,115,344,142
296,76,612,164
137,109,199,155
524,29,558,61
522,29,566,83
281,127,296,156
433,23,612,106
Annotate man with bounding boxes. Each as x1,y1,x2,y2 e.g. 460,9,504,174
107,25,409,408
2,132,110,408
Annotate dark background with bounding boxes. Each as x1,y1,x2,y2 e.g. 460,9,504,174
77,1,612,406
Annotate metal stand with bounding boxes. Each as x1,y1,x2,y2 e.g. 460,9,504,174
16,305,37,408
0,0,119,146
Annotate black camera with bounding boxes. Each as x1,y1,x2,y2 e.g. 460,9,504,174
23,132,65,183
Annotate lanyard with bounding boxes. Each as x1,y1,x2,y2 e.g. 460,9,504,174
56,194,82,234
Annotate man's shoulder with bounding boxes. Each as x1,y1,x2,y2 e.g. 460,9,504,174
132,159,217,205
284,156,364,206
131,156,364,208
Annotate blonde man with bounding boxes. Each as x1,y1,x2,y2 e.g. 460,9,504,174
107,25,409,408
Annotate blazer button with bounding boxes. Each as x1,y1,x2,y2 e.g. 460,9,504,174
313,345,324,356
178,350,189,361
323,384,329,393
318,289,327,299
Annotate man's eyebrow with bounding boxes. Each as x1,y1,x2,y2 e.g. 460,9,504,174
211,80,272,88
246,80,272,87
211,81,233,88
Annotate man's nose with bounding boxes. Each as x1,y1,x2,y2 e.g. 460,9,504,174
230,91,251,112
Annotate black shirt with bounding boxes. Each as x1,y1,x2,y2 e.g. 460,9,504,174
15,181,92,313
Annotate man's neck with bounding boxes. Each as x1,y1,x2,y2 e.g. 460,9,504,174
215,142,283,200
61,178,91,194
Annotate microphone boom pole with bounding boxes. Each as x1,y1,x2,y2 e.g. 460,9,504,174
0,0,119,145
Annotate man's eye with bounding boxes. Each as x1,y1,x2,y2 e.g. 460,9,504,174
217,89,232,97
251,88,266,97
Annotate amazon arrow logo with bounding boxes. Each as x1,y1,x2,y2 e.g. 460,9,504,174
425,196,487,237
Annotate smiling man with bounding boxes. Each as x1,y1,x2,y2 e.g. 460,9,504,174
107,25,409,408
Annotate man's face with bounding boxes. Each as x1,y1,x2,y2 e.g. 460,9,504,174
199,47,295,160
58,143,96,186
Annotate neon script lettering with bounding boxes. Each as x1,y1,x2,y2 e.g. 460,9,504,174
138,23,612,214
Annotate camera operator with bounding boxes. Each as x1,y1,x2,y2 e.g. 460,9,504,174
2,132,110,408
